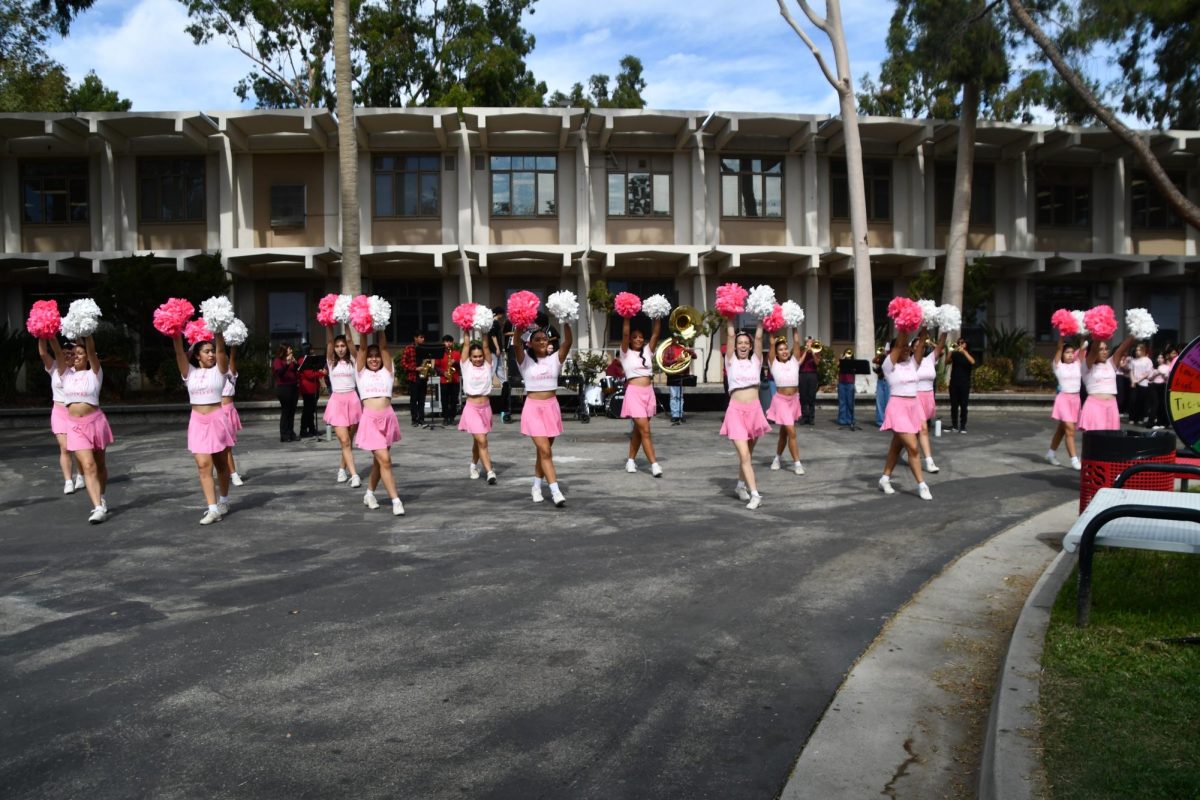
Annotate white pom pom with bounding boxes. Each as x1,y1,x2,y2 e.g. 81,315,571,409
936,304,961,333
333,294,353,324
367,295,391,330
1125,308,1158,341
781,300,805,328
472,304,495,333
61,310,98,340
745,284,777,319
546,290,580,323
67,298,102,321
641,294,672,320
1071,310,1089,337
222,318,249,346
199,296,235,333
917,299,939,328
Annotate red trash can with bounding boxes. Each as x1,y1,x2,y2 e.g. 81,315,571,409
1079,429,1177,511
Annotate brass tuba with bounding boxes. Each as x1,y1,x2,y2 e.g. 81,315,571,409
654,305,700,375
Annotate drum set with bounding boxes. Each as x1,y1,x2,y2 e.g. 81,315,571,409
596,376,625,418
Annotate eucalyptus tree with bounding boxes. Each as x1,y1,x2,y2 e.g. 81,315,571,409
333,0,359,294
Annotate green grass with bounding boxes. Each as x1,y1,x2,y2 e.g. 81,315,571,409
1041,549,1200,800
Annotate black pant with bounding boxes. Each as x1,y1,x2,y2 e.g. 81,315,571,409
1130,385,1151,423
949,381,970,429
300,391,319,437
1116,375,1131,414
1147,383,1166,426
440,382,459,423
409,377,427,423
499,381,512,416
276,384,298,440
797,372,818,423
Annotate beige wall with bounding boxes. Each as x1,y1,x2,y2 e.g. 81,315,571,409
1035,227,1091,252
252,154,326,247
830,221,894,247
21,224,90,252
373,220,443,246
1131,230,1186,255
933,225,997,250
489,219,558,245
720,219,786,246
138,223,206,250
606,219,674,245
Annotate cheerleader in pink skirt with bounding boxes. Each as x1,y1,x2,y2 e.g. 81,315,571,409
620,315,663,477
171,332,235,525
765,327,805,476
323,325,362,488
879,332,932,500
515,321,574,508
61,336,114,523
353,330,404,516
221,344,245,486
457,334,498,484
1046,336,1083,469
720,317,771,509
1078,335,1136,432
37,337,84,495
915,329,947,475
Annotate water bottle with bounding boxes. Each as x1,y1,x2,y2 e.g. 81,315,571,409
934,419,942,437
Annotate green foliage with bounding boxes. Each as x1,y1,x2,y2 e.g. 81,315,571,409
547,55,647,109
907,258,995,326
971,362,1006,391
1025,354,1054,387
586,279,614,313
817,353,839,390
982,322,1032,364
564,350,608,382
64,71,131,111
91,322,136,398
984,356,1014,383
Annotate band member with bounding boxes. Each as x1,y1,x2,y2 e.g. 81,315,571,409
272,343,299,441
354,329,405,516
458,334,498,484
796,336,820,425
915,329,947,474
878,332,932,500
662,336,697,425
621,316,664,476
946,337,975,432
38,336,84,494
1046,336,1082,469
323,324,362,487
62,335,114,523
172,331,235,524
721,318,770,509
1079,334,1136,432
514,321,574,508
490,308,515,424
297,340,326,440
766,327,805,475
438,334,462,425
221,344,245,486
400,331,428,426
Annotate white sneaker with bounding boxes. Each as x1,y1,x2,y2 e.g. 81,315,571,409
879,476,896,495
88,506,108,524
199,509,221,525
532,485,545,503
650,463,663,478
349,474,361,488
363,492,379,510
1070,456,1081,470
1045,450,1061,466
736,484,751,501
550,488,567,508
770,455,781,471
392,498,405,516
336,468,348,483
486,470,497,485
793,461,806,476
924,457,940,474
470,464,480,480
74,474,85,490
230,472,244,486
746,494,762,510
217,501,229,516
625,459,638,473
918,483,933,501
64,479,75,495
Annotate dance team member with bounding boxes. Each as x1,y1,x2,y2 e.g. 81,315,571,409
514,321,573,508
620,315,664,477
915,329,947,473
324,325,362,487
721,318,770,509
62,335,114,523
1045,336,1082,469
172,331,235,525
766,327,805,475
221,343,245,486
1078,334,1135,432
354,329,404,516
878,333,932,500
458,334,498,484
38,337,84,494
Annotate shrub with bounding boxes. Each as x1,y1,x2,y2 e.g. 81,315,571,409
817,353,839,390
985,356,1014,384
972,363,1007,391
1026,355,1054,387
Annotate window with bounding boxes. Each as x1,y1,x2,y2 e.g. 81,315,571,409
491,155,557,217
1033,284,1091,342
1035,166,1091,227
373,155,439,217
1131,171,1185,230
139,158,205,222
375,280,442,343
934,162,995,225
607,153,671,217
21,160,89,224
604,279,678,343
720,157,782,218
831,280,893,342
831,159,891,221
270,185,306,228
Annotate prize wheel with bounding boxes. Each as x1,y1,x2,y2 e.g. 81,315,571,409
1167,335,1200,454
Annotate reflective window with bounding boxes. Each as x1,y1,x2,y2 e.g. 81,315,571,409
373,154,440,218
1035,165,1091,228
138,158,205,223
934,162,995,225
491,154,557,217
719,156,783,218
21,160,89,224
607,153,671,217
1131,171,1185,230
830,159,891,221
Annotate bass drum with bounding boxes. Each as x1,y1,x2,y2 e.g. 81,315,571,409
584,385,603,409
605,390,625,419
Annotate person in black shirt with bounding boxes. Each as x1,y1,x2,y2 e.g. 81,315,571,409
490,308,515,423
946,337,976,432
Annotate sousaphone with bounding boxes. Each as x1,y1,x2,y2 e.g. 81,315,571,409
654,305,700,375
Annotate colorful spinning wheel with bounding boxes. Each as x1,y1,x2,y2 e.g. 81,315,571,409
1167,335,1200,454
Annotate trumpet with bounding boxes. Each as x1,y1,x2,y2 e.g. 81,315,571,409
842,347,854,359
806,338,823,354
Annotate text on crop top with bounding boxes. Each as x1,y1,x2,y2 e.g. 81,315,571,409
222,371,237,397
769,357,799,388
620,346,653,379
883,356,919,397
186,365,225,404
357,366,394,400
1083,358,1117,395
726,354,761,391
461,360,494,396
519,354,562,392
916,355,937,392
48,365,69,404
62,367,102,406
1054,360,1081,393
328,360,358,393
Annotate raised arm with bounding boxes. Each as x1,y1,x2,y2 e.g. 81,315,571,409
725,316,737,357
173,334,190,377
932,331,948,360
1053,336,1065,366
460,332,470,363
752,322,764,362
215,333,228,374
377,329,390,368
792,327,803,361
1111,335,1136,366
913,329,928,368
325,324,336,365
37,337,55,371
481,329,493,364
557,322,573,363
355,330,367,372
513,326,527,367
621,316,632,353
83,335,100,374
647,317,662,351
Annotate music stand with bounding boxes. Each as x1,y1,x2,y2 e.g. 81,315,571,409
416,343,446,430
838,358,872,431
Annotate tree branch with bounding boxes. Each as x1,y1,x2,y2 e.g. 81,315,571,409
777,0,841,90
217,10,303,106
795,0,829,32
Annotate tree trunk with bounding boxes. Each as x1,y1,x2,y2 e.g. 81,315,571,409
333,0,361,295
942,81,977,324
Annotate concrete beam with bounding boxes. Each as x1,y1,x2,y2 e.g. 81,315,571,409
791,254,819,275
604,250,615,270
88,119,128,152
175,118,210,151
900,256,936,276
434,250,445,271
1006,259,1045,276
898,125,933,155
675,119,695,151
789,123,816,154
47,257,90,279
218,118,250,152
562,250,572,271
1043,259,1081,277
1001,132,1043,160
824,127,845,155
599,115,613,151
715,119,738,152
304,114,328,150
1033,132,1080,161
433,115,446,149
476,116,488,150
558,116,570,150
44,119,85,147
1105,261,1150,279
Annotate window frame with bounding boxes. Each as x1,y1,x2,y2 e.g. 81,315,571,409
20,159,90,225
606,153,673,218
1130,171,1185,231
934,161,995,226
1035,165,1092,229
719,155,784,220
490,154,558,218
137,157,207,224
830,158,892,222
371,154,441,219
269,184,307,229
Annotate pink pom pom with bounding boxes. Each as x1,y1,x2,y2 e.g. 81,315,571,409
887,297,923,332
714,283,748,318
153,297,195,337
451,303,477,331
506,290,540,329
1050,308,1078,337
317,293,339,326
183,318,214,346
614,292,642,319
348,295,374,335
26,300,61,339
1084,305,1117,340
762,304,785,333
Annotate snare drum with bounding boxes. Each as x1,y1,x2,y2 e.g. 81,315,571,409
584,385,603,407
599,376,621,396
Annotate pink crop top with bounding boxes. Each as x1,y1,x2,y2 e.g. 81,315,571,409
329,360,358,393
620,346,654,379
1083,358,1117,395
1054,360,1081,393
883,355,918,397
62,367,102,406
769,357,799,388
222,371,237,398
186,366,225,405
726,354,761,392
461,360,494,396
916,355,937,392
357,366,394,400
48,365,69,404
519,354,563,392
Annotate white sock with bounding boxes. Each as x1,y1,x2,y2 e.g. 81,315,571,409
533,477,543,490
750,491,761,498
471,461,478,469
549,482,560,494
392,497,402,506
880,474,890,481
736,480,747,489
918,482,929,490
208,503,220,514
218,495,228,505
364,489,375,499
1046,449,1055,458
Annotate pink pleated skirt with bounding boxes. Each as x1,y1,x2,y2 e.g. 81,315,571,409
222,402,242,438
51,403,70,436
458,400,493,434
188,409,235,454
765,392,801,425
355,407,402,451
882,395,925,434
323,390,363,428
720,398,772,441
1052,392,1081,423
918,390,936,420
621,383,657,418
520,396,563,438
67,409,114,452
1078,395,1120,431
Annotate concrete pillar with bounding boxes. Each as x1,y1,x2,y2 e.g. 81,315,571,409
1111,277,1125,325
994,159,1012,251
217,136,234,253
816,156,830,248
672,150,691,246
1013,152,1031,251
206,153,220,250
2,156,21,252
118,156,136,250
574,261,592,351
97,140,117,251
357,151,372,248
322,151,337,249
785,153,802,246
1013,277,1029,332
1110,157,1128,254
803,148,818,247
236,154,254,248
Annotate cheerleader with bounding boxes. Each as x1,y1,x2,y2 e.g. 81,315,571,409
1046,336,1082,469
323,324,362,488
620,316,663,476
1078,334,1136,432
172,332,235,525
353,330,404,516
915,329,947,474
221,344,245,486
62,335,114,523
765,327,805,475
37,337,83,494
457,334,498,484
878,333,932,500
514,321,573,508
720,318,771,509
